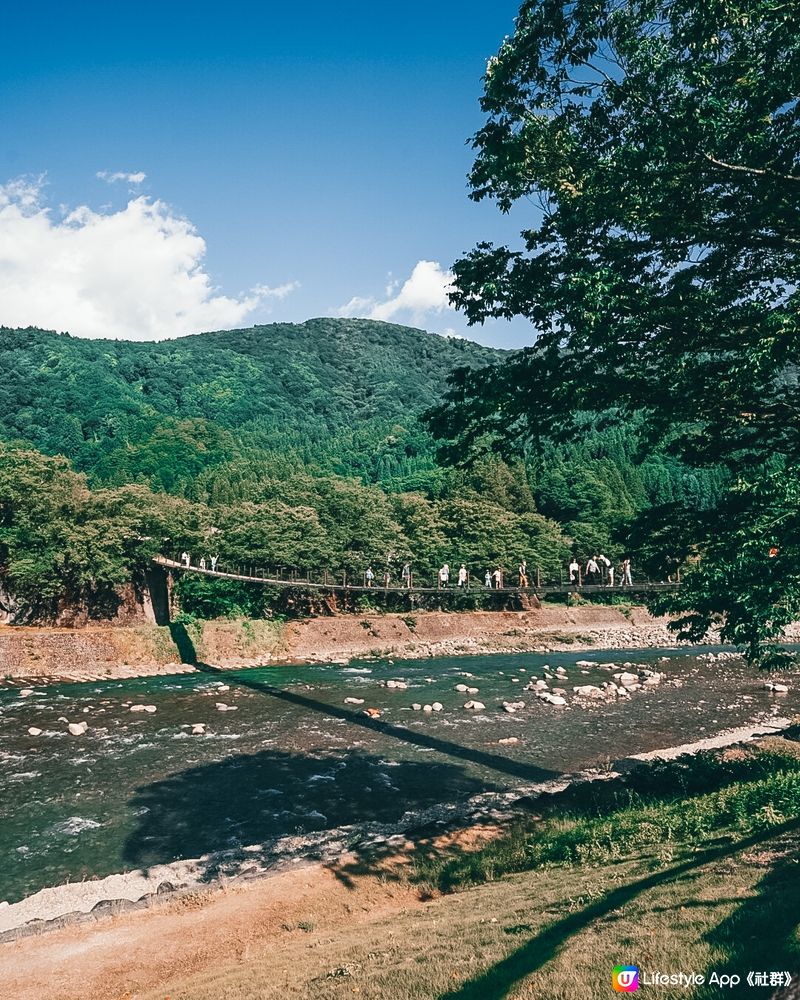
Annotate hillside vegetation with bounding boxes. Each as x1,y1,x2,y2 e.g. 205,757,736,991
0,321,722,621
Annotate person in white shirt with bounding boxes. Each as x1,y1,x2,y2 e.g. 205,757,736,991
457,565,468,588
484,570,492,588
210,555,218,571
365,566,375,587
492,568,503,589
439,564,450,588
585,557,600,585
180,551,190,567
569,558,580,585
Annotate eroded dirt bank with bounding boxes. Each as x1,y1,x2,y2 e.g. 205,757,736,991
2,607,798,683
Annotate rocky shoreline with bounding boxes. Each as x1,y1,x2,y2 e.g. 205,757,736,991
6,605,797,684
0,716,792,941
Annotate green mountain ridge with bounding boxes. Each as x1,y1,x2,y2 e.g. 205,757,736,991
0,319,502,493
0,319,723,620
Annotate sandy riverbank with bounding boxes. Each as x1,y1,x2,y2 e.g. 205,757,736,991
2,604,782,684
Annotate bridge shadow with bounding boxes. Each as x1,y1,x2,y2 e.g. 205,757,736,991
226,676,560,786
123,745,500,882
170,620,560,788
434,819,800,1000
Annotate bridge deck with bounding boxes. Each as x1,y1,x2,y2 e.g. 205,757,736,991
153,557,679,596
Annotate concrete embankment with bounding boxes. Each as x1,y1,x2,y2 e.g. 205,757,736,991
1,606,798,683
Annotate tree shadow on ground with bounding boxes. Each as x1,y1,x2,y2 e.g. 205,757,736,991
123,745,503,881
696,832,800,999
435,819,800,1000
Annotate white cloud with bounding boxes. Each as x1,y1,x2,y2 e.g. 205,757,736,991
0,176,297,340
339,260,454,326
253,280,301,301
97,170,147,185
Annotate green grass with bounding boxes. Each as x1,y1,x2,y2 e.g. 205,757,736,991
413,740,800,893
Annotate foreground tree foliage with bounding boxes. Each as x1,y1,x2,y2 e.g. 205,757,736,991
427,0,800,664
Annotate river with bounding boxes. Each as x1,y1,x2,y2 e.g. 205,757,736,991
0,647,796,905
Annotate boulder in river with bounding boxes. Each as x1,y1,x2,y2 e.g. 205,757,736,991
68,721,88,736
130,704,157,713
431,702,443,712
422,704,433,712
455,684,469,693
411,703,422,710
463,700,486,711
573,685,605,699
191,723,206,735
498,737,519,745
27,727,43,737
344,697,365,705
363,707,382,719
19,689,34,698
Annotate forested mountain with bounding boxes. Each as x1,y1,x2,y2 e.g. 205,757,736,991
0,321,724,620
0,320,498,492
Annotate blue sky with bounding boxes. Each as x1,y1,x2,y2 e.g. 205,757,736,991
0,1,535,347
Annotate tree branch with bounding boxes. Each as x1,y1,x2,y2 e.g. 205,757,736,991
704,153,800,183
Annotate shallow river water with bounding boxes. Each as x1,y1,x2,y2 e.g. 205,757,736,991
0,647,796,904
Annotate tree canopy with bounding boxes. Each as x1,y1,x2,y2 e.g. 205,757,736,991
426,0,800,663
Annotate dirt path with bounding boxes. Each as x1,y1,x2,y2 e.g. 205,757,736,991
0,861,420,1000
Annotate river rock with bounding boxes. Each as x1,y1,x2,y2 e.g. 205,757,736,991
552,687,567,696
344,697,365,705
191,723,206,735
363,708,382,719
68,722,88,736
573,685,604,697
422,704,433,712
765,682,789,693
411,703,422,710
216,702,238,711
463,700,486,711
385,680,408,689
431,702,443,712
27,727,43,737
615,672,639,686
467,686,480,694
455,684,469,693
576,660,598,667
502,701,525,714
498,737,519,745
19,689,34,698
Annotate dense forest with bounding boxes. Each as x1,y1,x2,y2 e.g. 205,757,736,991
0,321,724,621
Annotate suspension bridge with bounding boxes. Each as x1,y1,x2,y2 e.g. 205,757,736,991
152,556,681,597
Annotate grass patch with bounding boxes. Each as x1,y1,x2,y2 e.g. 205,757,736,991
413,742,800,894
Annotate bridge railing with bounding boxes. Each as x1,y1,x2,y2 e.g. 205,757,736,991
157,555,680,594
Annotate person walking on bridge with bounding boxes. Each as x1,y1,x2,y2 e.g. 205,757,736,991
401,562,411,588
492,567,503,589
457,564,468,588
621,558,633,587
518,560,529,587
484,569,492,588
438,563,450,589
585,556,600,585
365,566,375,588
210,555,218,572
569,557,580,585
181,551,190,568
199,557,206,570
